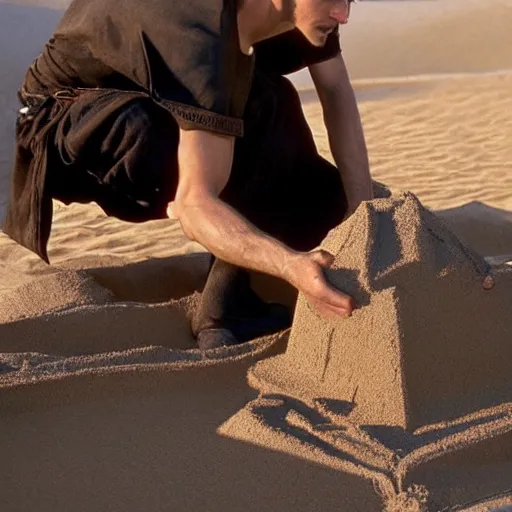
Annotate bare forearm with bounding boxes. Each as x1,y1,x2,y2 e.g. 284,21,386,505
323,90,373,208
175,196,296,280
310,55,372,213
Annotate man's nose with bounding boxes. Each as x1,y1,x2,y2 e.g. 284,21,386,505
330,0,351,25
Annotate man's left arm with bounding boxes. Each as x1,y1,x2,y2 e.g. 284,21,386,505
309,53,373,217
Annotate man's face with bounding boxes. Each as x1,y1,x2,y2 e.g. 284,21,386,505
290,0,352,46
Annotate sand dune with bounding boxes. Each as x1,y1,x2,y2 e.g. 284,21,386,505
437,202,512,257
304,74,512,213
1,74,511,295
343,0,512,81
292,0,512,88
3,0,512,221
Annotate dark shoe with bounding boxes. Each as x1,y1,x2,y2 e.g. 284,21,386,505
196,328,238,350
225,302,291,343
193,258,292,348
195,303,292,350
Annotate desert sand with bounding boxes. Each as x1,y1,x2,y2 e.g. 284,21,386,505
0,0,511,511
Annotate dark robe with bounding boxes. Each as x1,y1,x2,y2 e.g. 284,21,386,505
3,0,341,262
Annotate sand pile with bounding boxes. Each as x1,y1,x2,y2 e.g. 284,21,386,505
221,193,512,511
0,266,198,363
249,193,512,430
437,202,512,258
0,269,115,323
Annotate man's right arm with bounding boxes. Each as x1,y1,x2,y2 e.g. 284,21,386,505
172,128,353,319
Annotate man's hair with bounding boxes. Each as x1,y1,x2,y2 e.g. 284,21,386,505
282,0,297,23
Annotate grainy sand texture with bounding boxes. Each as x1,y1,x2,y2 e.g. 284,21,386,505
233,193,511,510
250,193,511,430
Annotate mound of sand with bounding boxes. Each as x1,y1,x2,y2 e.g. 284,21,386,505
222,194,512,511
0,269,114,324
250,193,512,430
437,202,512,258
0,262,289,388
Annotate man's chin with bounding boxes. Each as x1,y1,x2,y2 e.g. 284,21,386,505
303,31,328,47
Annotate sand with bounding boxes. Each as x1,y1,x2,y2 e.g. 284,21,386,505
1,0,512,510
228,193,512,511
249,193,512,429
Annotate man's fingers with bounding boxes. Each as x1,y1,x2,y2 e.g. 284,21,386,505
327,282,352,307
294,251,354,319
312,277,353,311
309,252,352,310
306,286,353,319
310,249,334,268
307,295,351,320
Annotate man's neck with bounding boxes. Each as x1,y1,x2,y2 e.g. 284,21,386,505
237,0,294,55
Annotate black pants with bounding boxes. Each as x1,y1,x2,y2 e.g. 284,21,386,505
49,73,348,339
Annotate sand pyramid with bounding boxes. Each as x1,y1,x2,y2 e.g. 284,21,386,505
250,193,512,431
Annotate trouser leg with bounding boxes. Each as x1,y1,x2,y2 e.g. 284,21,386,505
48,90,179,221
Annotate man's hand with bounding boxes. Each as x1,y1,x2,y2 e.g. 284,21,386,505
284,250,353,319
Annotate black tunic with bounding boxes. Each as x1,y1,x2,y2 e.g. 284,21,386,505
4,0,341,262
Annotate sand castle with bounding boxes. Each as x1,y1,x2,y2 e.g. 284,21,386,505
222,193,512,511
249,192,512,430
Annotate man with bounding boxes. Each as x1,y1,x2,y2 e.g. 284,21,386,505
4,0,373,349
